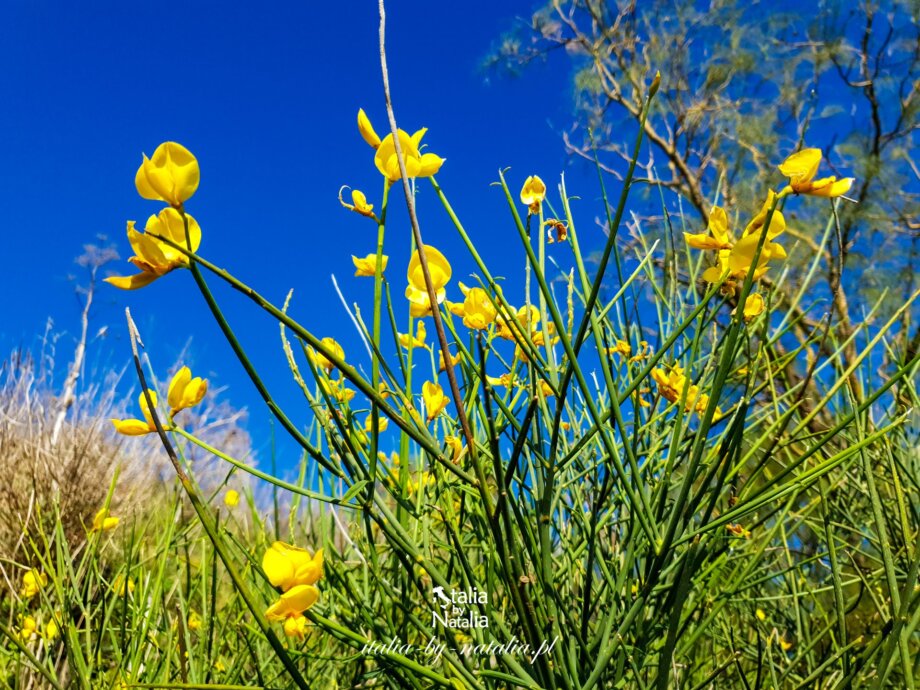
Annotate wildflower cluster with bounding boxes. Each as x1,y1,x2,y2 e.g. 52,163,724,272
261,542,324,641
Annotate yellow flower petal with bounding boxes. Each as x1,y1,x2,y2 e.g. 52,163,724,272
104,272,161,291
168,366,192,413
265,584,320,621
352,254,388,277
357,109,381,149
407,245,452,292
520,175,546,213
135,142,200,207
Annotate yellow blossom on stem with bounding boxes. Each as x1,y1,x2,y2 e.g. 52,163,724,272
134,141,199,207
111,391,159,436
422,381,450,422
309,338,344,373
726,523,752,538
778,148,854,198
352,253,388,277
20,569,47,599
44,618,60,641
406,245,452,317
18,616,37,643
520,175,546,214
538,380,555,398
398,321,427,349
339,186,376,219
187,612,203,631
741,293,766,322
106,208,202,290
444,435,464,462
605,340,633,359
319,378,355,403
91,507,119,532
741,191,786,241
651,366,721,417
684,206,734,251
359,110,445,182
364,415,389,433
224,489,240,508
262,542,324,592
460,287,497,330
357,108,381,149
439,350,461,372
167,366,208,416
265,584,320,622
113,574,135,597
283,614,309,641
486,373,516,388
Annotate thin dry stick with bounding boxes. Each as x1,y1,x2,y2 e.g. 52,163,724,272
377,0,479,472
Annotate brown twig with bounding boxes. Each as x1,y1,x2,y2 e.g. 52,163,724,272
376,0,481,486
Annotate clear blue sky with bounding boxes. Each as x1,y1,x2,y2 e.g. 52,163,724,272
2,1,608,466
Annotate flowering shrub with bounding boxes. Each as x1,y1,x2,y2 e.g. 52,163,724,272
4,18,917,690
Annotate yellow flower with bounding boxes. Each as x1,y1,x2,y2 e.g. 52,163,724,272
112,574,135,597
224,489,240,508
262,542,324,592
755,609,766,622
18,616,37,643
111,390,159,436
486,373,516,388
352,253,388,277
167,366,208,416
444,435,464,462
778,148,853,197
359,110,445,182
422,381,450,422
187,612,203,631
283,614,309,641
741,191,786,241
538,380,555,398
309,338,345,373
439,350,461,372
651,366,721,417
106,208,202,290
629,341,652,364
520,175,546,214
460,288,497,330
339,186,376,219
134,141,199,207
357,108,381,149
364,415,389,433
688,197,788,290
725,523,751,538
605,340,632,359
265,584,320,621
20,569,46,599
44,618,60,641
406,245,452,317
398,321,427,349
684,206,733,250
91,507,119,532
320,378,355,403
742,293,765,322
545,218,568,243
779,635,795,652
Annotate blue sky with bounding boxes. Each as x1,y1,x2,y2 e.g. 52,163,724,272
2,1,609,467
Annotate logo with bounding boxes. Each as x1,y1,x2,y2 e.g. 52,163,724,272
431,586,489,629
